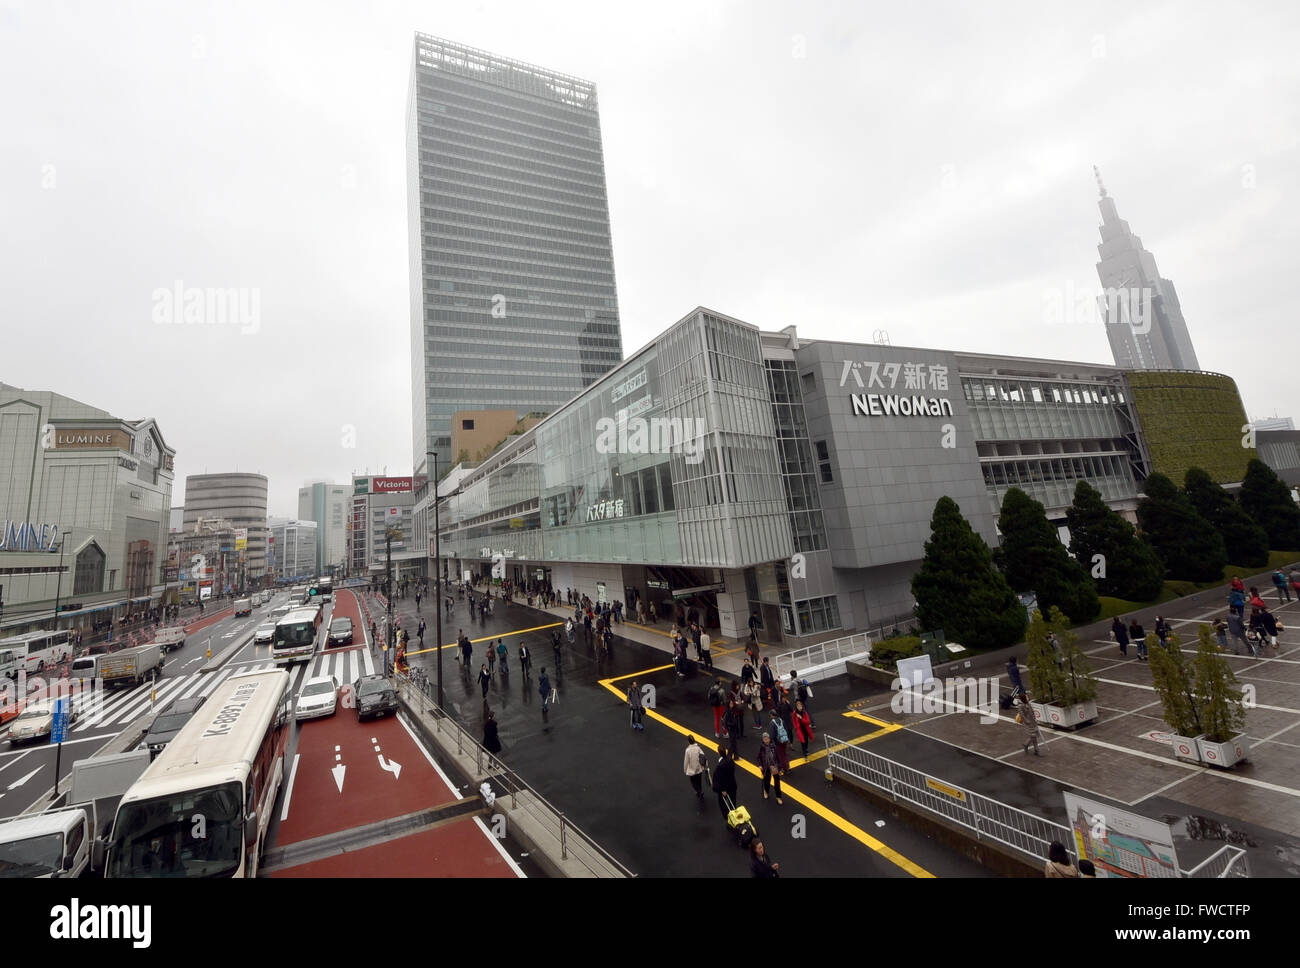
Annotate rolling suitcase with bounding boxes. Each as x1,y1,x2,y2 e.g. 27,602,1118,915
721,792,758,848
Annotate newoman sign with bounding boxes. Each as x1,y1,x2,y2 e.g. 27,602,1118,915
841,359,954,419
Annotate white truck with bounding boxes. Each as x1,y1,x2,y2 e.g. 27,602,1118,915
0,809,93,878
152,627,186,652
69,644,163,688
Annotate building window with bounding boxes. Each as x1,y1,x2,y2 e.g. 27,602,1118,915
815,440,833,483
801,372,816,393
462,419,475,430
73,544,106,597
795,595,842,635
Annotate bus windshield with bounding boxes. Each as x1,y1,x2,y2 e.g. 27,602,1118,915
107,782,244,878
275,621,315,647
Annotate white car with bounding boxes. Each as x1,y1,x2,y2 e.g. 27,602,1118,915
6,699,81,745
296,676,339,721
253,622,276,645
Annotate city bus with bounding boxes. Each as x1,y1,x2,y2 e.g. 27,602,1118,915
0,630,74,677
271,607,322,666
103,667,291,878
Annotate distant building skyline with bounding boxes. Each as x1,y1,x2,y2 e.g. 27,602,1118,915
1094,167,1201,371
407,33,624,479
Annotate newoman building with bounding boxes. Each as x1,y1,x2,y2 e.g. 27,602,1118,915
428,309,1251,648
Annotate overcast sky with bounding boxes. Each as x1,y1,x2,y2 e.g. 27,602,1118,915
3,0,1297,518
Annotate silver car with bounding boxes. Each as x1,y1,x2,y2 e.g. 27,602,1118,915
296,676,339,721
6,699,80,745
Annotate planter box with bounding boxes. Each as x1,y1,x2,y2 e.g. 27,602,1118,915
1172,733,1205,763
1198,734,1250,769
1029,699,1099,729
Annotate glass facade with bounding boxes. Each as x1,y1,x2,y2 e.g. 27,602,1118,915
765,359,828,553
961,374,1143,514
437,310,793,571
408,34,623,475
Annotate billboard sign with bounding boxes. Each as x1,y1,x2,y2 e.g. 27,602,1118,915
372,477,413,493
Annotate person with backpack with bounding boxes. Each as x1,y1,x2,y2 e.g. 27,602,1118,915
757,732,784,805
708,678,727,738
1256,606,1280,649
626,680,645,731
766,708,791,770
775,688,795,750
792,700,815,758
711,747,738,819
684,736,707,803
791,671,812,709
1228,586,1246,618
1273,569,1292,604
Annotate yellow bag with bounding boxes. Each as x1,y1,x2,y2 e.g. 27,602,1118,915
1015,713,1024,724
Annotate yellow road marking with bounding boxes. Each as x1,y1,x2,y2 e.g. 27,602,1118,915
596,670,932,878
404,622,562,658
843,710,898,729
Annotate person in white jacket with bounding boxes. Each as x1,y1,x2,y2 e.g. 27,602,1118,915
683,736,707,802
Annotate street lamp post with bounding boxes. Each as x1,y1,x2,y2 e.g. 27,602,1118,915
51,529,72,630
428,451,443,708
385,528,394,676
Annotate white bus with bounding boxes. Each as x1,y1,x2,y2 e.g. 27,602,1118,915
0,630,74,677
104,667,290,878
271,607,322,666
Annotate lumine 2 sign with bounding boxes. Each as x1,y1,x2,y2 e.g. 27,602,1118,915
840,360,954,418
0,521,59,552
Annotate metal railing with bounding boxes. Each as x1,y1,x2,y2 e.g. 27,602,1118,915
395,670,632,878
825,734,1249,877
770,631,873,680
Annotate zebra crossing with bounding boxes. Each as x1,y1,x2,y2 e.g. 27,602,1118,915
72,647,375,733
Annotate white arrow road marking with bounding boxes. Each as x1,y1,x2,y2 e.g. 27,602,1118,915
378,755,401,780
182,656,204,668
7,766,42,790
333,764,346,792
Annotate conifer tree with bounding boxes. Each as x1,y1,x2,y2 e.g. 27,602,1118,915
1239,458,1300,551
995,488,1099,623
1184,468,1268,567
1137,473,1228,582
912,497,1027,649
1066,481,1164,601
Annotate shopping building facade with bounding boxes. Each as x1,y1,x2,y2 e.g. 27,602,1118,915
0,385,175,632
428,309,1248,647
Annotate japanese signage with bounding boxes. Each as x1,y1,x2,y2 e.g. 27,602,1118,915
234,528,248,552
586,499,626,522
840,359,954,419
610,368,647,404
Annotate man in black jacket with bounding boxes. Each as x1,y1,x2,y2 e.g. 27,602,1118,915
711,747,738,819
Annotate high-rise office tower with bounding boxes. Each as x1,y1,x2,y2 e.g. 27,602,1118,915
408,34,624,477
1093,168,1200,371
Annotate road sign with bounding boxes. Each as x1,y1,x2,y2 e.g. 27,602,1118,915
51,697,69,744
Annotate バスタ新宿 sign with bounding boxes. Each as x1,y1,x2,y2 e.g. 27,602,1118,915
840,359,954,419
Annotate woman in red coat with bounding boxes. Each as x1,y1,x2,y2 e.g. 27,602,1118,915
792,701,815,758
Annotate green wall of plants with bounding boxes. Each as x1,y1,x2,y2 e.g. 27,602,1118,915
1126,371,1255,485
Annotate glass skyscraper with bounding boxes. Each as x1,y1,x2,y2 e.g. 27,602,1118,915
407,34,624,478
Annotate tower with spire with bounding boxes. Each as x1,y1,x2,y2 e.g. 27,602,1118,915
1093,168,1200,371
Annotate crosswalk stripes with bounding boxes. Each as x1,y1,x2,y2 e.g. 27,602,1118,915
70,649,377,733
